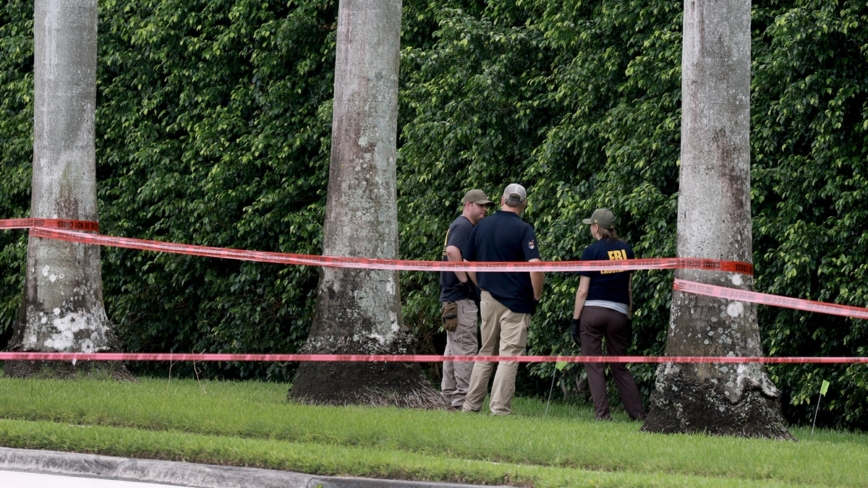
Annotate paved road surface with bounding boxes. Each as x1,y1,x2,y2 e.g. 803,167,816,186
0,447,506,488
2,469,190,487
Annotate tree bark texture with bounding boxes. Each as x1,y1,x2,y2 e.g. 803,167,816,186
7,0,126,378
642,0,792,439
289,0,445,408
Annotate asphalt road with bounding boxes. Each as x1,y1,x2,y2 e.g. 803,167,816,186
0,447,507,488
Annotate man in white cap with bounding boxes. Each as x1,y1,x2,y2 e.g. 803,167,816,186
439,189,493,409
461,183,543,415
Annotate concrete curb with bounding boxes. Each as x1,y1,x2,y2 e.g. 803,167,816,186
0,447,506,488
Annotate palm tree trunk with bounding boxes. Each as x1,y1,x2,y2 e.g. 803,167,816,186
641,0,792,439
288,0,445,408
7,0,128,380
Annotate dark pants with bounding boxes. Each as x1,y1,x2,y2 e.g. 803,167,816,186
580,306,646,421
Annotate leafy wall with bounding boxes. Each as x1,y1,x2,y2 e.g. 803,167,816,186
1,0,866,429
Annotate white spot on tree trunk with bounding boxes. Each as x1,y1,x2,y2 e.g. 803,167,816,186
27,310,111,352
724,363,781,402
726,301,744,317
368,332,385,346
386,277,395,295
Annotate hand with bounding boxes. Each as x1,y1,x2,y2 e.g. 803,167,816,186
458,280,472,298
570,318,581,348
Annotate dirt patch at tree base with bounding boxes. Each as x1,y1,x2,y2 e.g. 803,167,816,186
641,372,794,440
4,359,136,382
289,361,449,410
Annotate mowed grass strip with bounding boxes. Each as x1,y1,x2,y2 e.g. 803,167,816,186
0,377,863,487
0,418,810,488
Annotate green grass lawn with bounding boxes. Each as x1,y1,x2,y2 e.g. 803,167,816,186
0,376,865,487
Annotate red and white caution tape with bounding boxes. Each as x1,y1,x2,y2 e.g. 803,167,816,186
0,352,866,364
675,279,868,320
25,226,754,274
3,218,865,365
0,218,98,232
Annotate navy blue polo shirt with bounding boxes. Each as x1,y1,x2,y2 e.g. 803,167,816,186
463,210,541,314
578,238,634,304
439,215,476,302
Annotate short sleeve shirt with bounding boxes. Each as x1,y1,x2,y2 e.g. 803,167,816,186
463,211,541,314
439,216,475,302
578,238,635,305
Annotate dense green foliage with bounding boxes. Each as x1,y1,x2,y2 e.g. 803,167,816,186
1,1,866,429
751,0,868,429
0,1,32,348
92,0,339,379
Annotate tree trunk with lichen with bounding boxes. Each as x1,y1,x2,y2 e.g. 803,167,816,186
287,0,445,408
5,0,129,380
641,0,792,439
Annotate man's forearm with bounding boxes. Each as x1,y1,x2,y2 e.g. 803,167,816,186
446,245,468,282
530,271,543,301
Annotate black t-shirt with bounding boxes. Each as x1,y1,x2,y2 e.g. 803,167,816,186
439,216,475,302
463,210,541,314
578,238,634,304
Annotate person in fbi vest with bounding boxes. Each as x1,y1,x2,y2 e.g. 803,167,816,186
571,208,646,421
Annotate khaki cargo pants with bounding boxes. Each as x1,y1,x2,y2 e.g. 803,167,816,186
441,298,479,408
462,291,529,415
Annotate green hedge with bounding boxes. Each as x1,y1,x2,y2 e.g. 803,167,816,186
1,0,866,429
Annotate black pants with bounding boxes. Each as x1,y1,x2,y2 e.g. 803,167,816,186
580,306,646,421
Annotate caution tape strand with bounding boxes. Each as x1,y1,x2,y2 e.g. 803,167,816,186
23,226,754,274
0,352,866,364
0,218,99,232
675,280,868,320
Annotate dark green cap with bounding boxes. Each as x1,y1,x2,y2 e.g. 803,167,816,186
462,189,493,206
582,208,616,230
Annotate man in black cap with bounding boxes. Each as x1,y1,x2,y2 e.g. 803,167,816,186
439,189,493,409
